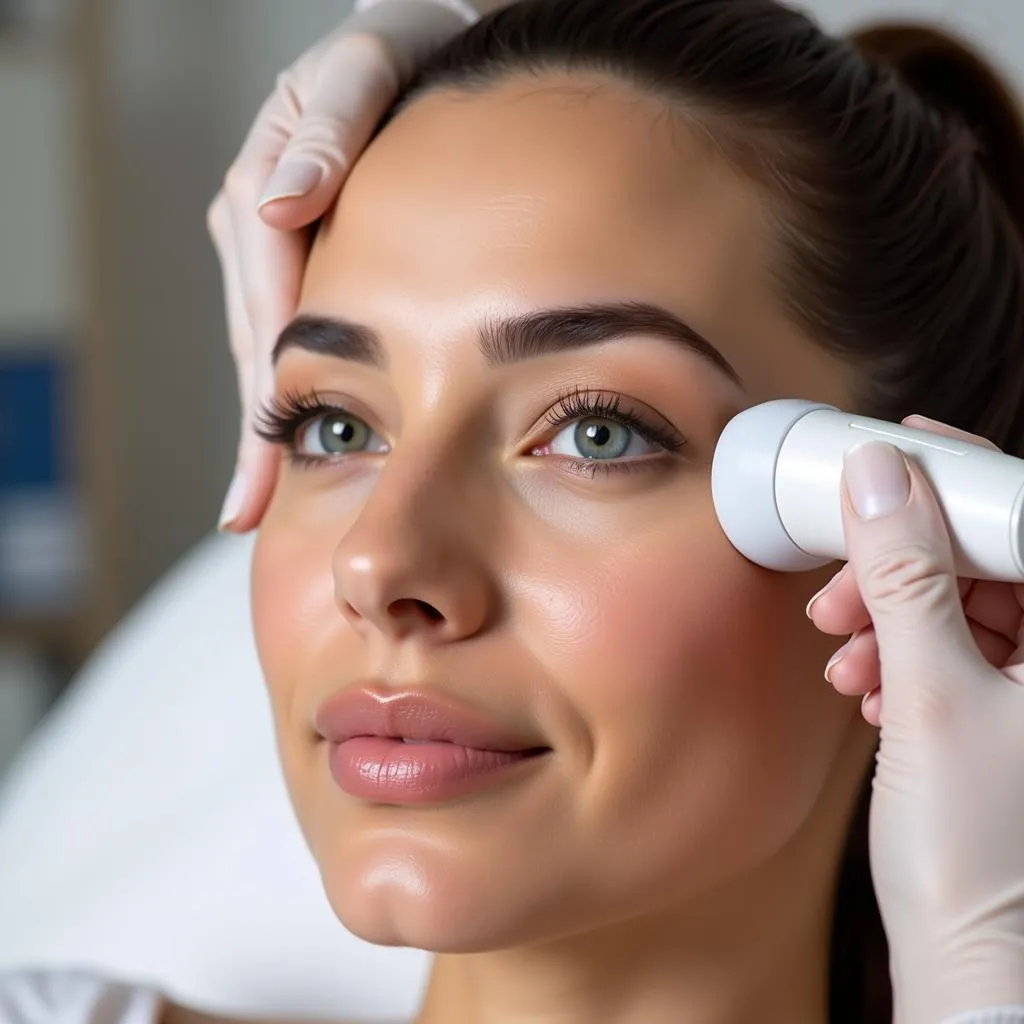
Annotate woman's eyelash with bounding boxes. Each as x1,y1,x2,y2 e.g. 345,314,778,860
544,386,688,454
255,387,689,469
255,390,341,447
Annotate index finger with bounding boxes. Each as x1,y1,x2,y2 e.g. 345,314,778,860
901,414,1002,452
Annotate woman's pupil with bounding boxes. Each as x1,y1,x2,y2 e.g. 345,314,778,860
576,417,629,458
325,417,355,449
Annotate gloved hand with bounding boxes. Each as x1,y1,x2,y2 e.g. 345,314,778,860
0,970,164,1023
207,0,482,533
806,416,1024,1024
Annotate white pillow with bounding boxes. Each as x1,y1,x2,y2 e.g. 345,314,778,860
0,533,429,1020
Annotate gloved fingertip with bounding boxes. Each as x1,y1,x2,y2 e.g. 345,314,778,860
805,563,848,619
258,160,325,210
218,469,249,532
861,688,881,727
257,183,340,230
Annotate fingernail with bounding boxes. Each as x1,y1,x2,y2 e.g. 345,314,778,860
258,161,323,208
843,442,910,519
904,413,948,431
805,564,847,618
824,638,852,684
218,471,247,531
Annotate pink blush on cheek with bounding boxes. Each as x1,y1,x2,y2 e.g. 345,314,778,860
535,502,843,777
540,522,856,891
564,537,786,710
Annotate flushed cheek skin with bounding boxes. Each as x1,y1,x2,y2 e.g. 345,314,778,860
251,72,874,959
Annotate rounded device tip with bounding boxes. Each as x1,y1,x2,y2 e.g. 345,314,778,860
711,399,836,572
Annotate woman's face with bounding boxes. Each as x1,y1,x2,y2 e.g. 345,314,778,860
252,73,876,952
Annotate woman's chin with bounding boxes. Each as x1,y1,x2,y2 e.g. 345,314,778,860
318,848,577,954
325,901,507,954
322,872,514,952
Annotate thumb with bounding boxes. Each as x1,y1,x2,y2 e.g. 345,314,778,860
840,440,981,700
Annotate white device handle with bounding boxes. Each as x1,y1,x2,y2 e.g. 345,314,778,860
711,399,1024,581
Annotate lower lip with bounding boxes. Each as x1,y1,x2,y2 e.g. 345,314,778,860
327,737,546,804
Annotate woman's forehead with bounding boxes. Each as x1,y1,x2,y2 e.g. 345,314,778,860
298,73,849,408
307,76,763,312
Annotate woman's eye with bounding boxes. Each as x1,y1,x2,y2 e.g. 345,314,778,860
297,412,386,458
548,417,658,460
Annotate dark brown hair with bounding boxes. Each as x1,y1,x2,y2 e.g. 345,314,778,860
394,2,1024,1020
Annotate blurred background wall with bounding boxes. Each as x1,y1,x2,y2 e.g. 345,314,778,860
98,0,354,607
0,0,1023,777
0,0,354,776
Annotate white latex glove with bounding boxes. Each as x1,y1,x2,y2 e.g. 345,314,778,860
807,417,1024,1024
0,970,164,1023
208,0,488,533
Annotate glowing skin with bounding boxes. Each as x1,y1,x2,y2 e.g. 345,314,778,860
252,74,878,1024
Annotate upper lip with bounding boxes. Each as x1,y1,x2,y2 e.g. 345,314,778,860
314,684,547,752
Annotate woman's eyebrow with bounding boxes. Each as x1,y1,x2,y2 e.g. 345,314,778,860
482,302,742,384
273,302,742,386
272,315,383,367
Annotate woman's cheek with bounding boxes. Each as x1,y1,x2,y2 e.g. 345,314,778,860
252,497,339,721
521,493,845,803
251,508,351,851
253,469,378,674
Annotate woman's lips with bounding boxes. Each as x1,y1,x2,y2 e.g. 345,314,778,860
314,685,550,804
327,737,546,803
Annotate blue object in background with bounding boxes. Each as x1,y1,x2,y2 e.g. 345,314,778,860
0,347,65,490
0,344,84,615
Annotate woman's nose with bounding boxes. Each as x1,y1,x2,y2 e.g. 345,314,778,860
332,489,496,645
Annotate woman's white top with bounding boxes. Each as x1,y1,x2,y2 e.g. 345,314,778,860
0,972,164,1023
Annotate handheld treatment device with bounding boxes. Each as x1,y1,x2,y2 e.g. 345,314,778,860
711,399,1024,581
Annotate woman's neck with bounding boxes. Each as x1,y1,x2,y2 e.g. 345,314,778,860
415,849,838,1024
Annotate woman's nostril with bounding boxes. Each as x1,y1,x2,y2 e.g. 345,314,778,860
386,597,446,623
415,599,444,622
